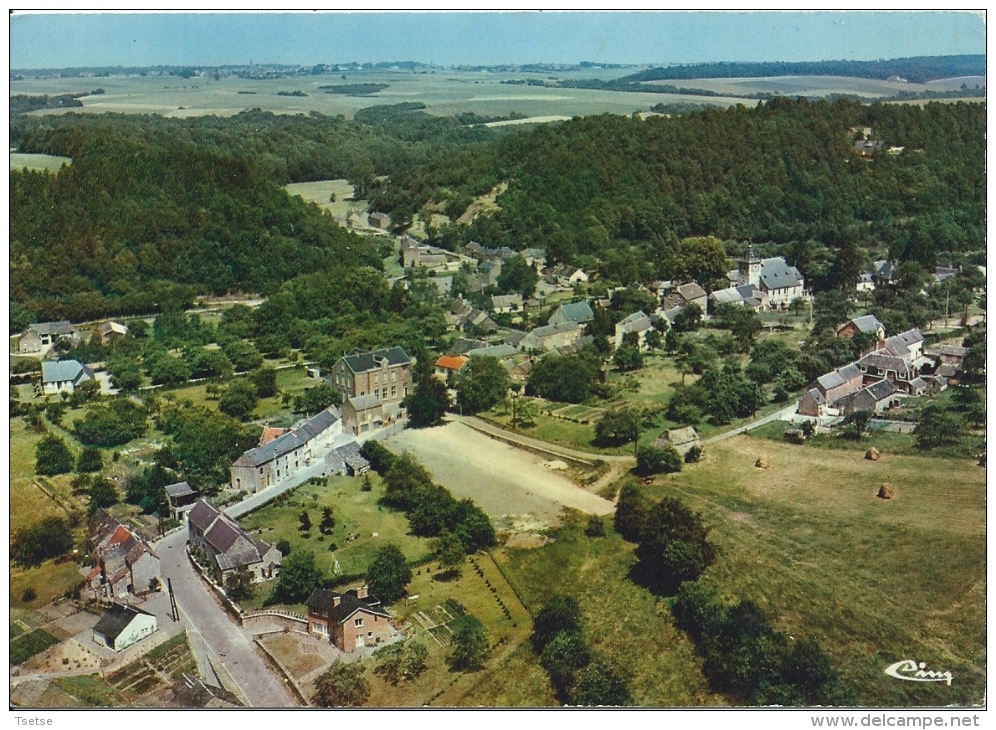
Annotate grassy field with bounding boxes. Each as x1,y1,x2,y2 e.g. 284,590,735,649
658,74,976,99
492,434,985,706
654,436,985,706
9,152,72,172
284,179,367,225
238,473,432,581
9,627,62,665
51,674,129,707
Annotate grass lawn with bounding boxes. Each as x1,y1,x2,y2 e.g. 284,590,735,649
646,436,986,706
238,473,433,581
10,420,69,531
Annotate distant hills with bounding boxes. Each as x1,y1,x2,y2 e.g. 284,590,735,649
622,55,986,85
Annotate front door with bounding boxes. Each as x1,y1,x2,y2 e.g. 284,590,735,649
355,634,365,649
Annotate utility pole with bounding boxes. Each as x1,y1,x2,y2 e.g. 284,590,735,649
167,578,180,623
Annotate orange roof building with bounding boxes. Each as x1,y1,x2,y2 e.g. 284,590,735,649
434,355,469,381
259,427,288,446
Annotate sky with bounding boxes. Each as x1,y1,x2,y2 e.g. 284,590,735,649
8,11,986,70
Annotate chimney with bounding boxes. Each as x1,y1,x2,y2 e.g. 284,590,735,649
356,585,368,599
332,595,341,607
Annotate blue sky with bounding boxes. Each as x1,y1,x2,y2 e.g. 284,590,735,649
9,11,986,69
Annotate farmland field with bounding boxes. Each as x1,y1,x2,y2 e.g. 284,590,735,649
284,179,367,225
12,70,755,120
652,74,985,99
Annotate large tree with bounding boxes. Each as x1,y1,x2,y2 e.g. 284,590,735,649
632,497,715,595
449,615,489,671
454,355,510,415
275,550,323,604
496,254,539,298
366,543,412,603
531,594,582,653
406,373,450,428
35,433,74,476
218,379,258,421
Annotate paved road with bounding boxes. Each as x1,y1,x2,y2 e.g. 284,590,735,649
156,530,299,707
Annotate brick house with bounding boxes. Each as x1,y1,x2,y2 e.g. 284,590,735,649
342,393,385,435
85,510,161,600
306,586,393,651
797,363,864,417
330,347,412,406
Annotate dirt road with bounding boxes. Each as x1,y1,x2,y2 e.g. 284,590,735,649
385,421,615,519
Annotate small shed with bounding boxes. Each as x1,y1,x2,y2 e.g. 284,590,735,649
92,604,158,652
165,481,198,521
654,426,700,456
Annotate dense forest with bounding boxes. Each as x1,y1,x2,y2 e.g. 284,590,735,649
10,94,985,326
622,55,986,84
373,98,985,271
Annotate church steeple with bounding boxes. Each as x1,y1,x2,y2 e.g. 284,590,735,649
739,244,762,287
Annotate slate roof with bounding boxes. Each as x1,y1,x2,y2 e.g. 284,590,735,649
347,394,381,411
845,315,884,335
883,329,924,359
552,301,594,323
306,588,390,622
676,282,707,301
661,426,699,446
858,352,911,374
448,338,489,356
504,330,527,347
165,481,195,499
235,431,305,469
491,293,523,309
466,344,519,358
204,519,245,553
710,287,743,305
617,311,653,333
188,500,222,532
28,320,77,336
41,360,93,385
335,442,370,472
757,257,804,291
816,364,862,391
909,377,928,392
865,379,898,400
340,347,411,374
93,604,155,643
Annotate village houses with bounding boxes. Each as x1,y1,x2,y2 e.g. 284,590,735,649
724,244,806,311
85,510,161,601
187,500,282,582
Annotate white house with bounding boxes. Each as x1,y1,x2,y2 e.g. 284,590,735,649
614,311,654,350
92,604,157,652
726,245,806,311
41,360,95,395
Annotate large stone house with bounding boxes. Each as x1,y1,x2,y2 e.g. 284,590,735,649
18,320,81,354
835,379,899,416
654,426,700,456
92,605,157,652
306,586,393,651
187,500,281,582
519,322,583,353
229,406,342,493
342,394,385,436
164,481,198,522
726,245,805,311
85,511,161,600
41,359,95,395
330,347,412,406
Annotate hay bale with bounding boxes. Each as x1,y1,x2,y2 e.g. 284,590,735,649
865,447,881,461
877,483,895,500
755,457,771,469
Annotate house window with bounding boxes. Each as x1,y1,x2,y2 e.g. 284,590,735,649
368,631,373,637
898,372,906,379
391,385,397,397
355,618,364,627
259,468,264,475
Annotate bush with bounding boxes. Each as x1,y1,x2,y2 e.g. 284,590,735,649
76,446,104,473
12,516,74,567
21,587,37,603
684,445,703,463
635,445,682,476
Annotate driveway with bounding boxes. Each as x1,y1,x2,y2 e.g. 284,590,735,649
156,529,299,707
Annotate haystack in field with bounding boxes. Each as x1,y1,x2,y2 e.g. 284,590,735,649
755,457,771,469
877,483,895,500
865,447,880,461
